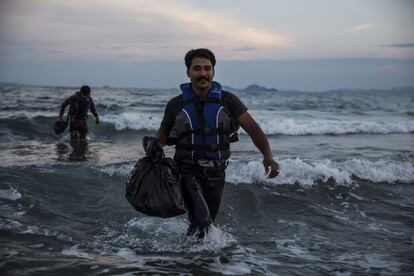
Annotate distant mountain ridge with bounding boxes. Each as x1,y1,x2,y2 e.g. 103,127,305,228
1,81,413,93
323,86,414,93
222,83,278,92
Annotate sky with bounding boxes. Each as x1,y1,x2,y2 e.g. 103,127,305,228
0,0,413,91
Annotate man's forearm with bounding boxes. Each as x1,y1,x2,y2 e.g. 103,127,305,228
59,97,72,118
238,112,273,159
249,125,273,159
90,103,98,119
154,127,168,145
59,103,67,118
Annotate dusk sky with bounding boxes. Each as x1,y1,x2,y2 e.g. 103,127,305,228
1,0,413,91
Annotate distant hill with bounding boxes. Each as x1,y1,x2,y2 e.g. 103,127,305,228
391,86,414,92
324,86,414,93
223,83,278,92
0,81,21,86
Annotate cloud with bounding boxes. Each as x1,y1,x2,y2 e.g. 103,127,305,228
0,0,293,62
44,50,64,54
232,47,258,52
378,43,414,48
349,24,370,33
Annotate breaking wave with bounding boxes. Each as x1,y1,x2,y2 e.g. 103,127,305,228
91,217,236,255
100,113,414,135
226,157,414,186
254,118,414,136
2,113,413,137
101,112,162,131
97,156,414,186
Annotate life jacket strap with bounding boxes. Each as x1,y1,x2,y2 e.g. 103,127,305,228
167,127,235,145
175,144,230,152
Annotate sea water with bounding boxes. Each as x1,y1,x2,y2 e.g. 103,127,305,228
0,84,413,275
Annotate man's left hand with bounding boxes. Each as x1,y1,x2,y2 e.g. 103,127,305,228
263,158,280,178
95,117,100,125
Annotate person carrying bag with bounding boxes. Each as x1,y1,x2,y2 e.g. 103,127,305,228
125,136,186,218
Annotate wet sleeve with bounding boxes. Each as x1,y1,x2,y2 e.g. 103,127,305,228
89,98,98,117
59,96,74,117
223,91,248,119
160,96,180,134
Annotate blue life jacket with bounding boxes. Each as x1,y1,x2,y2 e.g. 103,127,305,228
70,92,91,120
172,81,238,161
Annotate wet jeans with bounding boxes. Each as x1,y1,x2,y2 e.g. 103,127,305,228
70,119,88,140
179,163,226,239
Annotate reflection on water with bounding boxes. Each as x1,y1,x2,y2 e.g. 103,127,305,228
56,140,90,162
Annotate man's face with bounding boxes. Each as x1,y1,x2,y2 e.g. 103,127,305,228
187,57,215,91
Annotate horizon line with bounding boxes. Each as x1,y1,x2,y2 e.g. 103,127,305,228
1,81,413,93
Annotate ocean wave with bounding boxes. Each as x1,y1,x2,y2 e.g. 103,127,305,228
99,113,414,135
91,217,236,255
2,112,413,137
97,157,414,186
98,163,134,177
125,217,236,253
0,185,22,201
101,112,161,131
62,245,90,259
0,218,73,242
226,158,414,186
255,118,414,135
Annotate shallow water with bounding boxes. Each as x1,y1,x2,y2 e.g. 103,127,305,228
0,84,414,275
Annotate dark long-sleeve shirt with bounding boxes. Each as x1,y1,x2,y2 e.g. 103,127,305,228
59,94,98,119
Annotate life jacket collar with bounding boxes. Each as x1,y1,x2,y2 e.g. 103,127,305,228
180,81,222,100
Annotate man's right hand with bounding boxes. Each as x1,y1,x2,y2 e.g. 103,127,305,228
143,136,163,159
59,116,64,122
263,158,280,178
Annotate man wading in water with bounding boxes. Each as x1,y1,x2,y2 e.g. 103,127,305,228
59,85,100,140
154,48,279,239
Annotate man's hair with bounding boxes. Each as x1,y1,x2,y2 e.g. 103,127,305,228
184,48,216,69
80,85,91,96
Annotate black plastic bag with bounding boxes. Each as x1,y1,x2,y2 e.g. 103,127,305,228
53,112,70,135
53,120,68,134
125,137,186,218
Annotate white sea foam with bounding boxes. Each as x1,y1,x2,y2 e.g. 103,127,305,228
226,158,353,186
126,217,236,253
336,253,401,273
97,157,414,186
4,249,19,258
116,248,145,264
98,163,134,177
0,186,22,201
29,243,45,248
62,244,90,258
227,158,414,186
253,117,414,135
101,112,161,131
0,218,23,231
0,218,74,243
209,260,252,275
341,158,414,183
274,238,321,261
100,112,414,135
92,216,236,254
